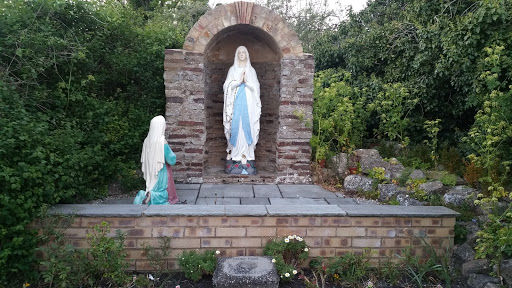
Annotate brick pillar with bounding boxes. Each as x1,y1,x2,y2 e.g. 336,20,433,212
164,49,205,183
276,54,315,183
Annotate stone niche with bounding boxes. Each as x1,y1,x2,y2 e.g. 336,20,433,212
164,1,314,184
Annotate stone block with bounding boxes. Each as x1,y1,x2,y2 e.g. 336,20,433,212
213,256,279,288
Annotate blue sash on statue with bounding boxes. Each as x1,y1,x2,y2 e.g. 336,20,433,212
230,83,253,147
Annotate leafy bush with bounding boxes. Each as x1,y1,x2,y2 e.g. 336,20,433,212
178,250,217,282
0,0,201,282
311,69,369,160
325,252,371,287
441,173,457,186
86,221,130,286
263,235,309,281
440,146,463,175
475,206,512,278
143,236,172,277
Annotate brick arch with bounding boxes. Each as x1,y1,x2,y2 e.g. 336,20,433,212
183,1,303,56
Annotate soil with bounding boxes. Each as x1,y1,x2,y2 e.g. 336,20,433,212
131,270,468,288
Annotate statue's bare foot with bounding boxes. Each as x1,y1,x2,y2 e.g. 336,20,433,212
142,192,151,204
241,155,247,165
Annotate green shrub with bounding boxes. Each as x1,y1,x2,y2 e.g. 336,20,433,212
86,221,130,286
368,167,387,182
441,173,457,186
454,223,468,245
143,237,172,277
263,235,309,281
440,146,464,175
475,206,512,278
37,210,89,287
325,251,371,287
178,250,217,282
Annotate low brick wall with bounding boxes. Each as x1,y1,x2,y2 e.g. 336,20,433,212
44,205,457,271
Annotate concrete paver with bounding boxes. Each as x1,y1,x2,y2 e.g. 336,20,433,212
199,184,254,198
254,185,281,198
241,198,270,205
269,198,329,205
278,184,338,198
325,198,358,205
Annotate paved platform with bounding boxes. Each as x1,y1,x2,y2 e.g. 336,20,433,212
101,184,363,206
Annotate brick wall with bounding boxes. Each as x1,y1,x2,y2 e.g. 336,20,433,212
164,49,206,183
48,213,455,271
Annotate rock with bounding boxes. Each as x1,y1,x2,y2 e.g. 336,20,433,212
353,149,384,172
396,194,423,206
483,283,500,288
332,153,348,176
409,169,426,180
467,273,499,288
378,184,406,202
462,259,491,276
385,160,405,180
352,149,403,179
452,243,476,268
443,186,477,206
343,175,375,192
213,256,279,288
498,259,512,287
456,176,466,185
418,181,444,193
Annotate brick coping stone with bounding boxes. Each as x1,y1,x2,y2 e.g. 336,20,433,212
212,256,279,288
50,204,459,217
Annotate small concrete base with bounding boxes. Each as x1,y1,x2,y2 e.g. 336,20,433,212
212,256,279,288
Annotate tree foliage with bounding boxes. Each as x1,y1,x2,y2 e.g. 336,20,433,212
311,0,512,178
0,0,206,284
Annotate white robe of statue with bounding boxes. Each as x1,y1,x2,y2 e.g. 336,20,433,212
223,46,261,164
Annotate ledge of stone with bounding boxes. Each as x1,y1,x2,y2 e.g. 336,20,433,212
50,204,146,217
144,205,225,216
49,204,458,218
340,205,460,217
265,205,347,216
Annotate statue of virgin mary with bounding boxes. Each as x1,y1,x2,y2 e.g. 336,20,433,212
223,46,261,169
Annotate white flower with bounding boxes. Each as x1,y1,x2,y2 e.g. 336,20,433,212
292,270,297,275
285,273,290,277
293,234,297,239
216,250,220,255
288,235,293,239
304,247,309,251
176,286,180,288
284,238,290,243
297,237,303,241
366,281,374,288
272,259,276,263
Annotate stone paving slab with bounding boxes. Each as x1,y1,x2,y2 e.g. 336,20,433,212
199,184,254,198
253,185,281,198
51,204,147,217
177,189,199,204
269,198,329,205
176,184,201,190
196,198,241,205
278,184,337,198
266,205,347,216
144,205,225,216
99,197,133,204
213,256,279,288
325,198,358,205
241,198,270,205
225,205,268,216
340,205,460,217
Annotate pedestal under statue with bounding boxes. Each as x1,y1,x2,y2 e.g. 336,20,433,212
223,46,261,175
